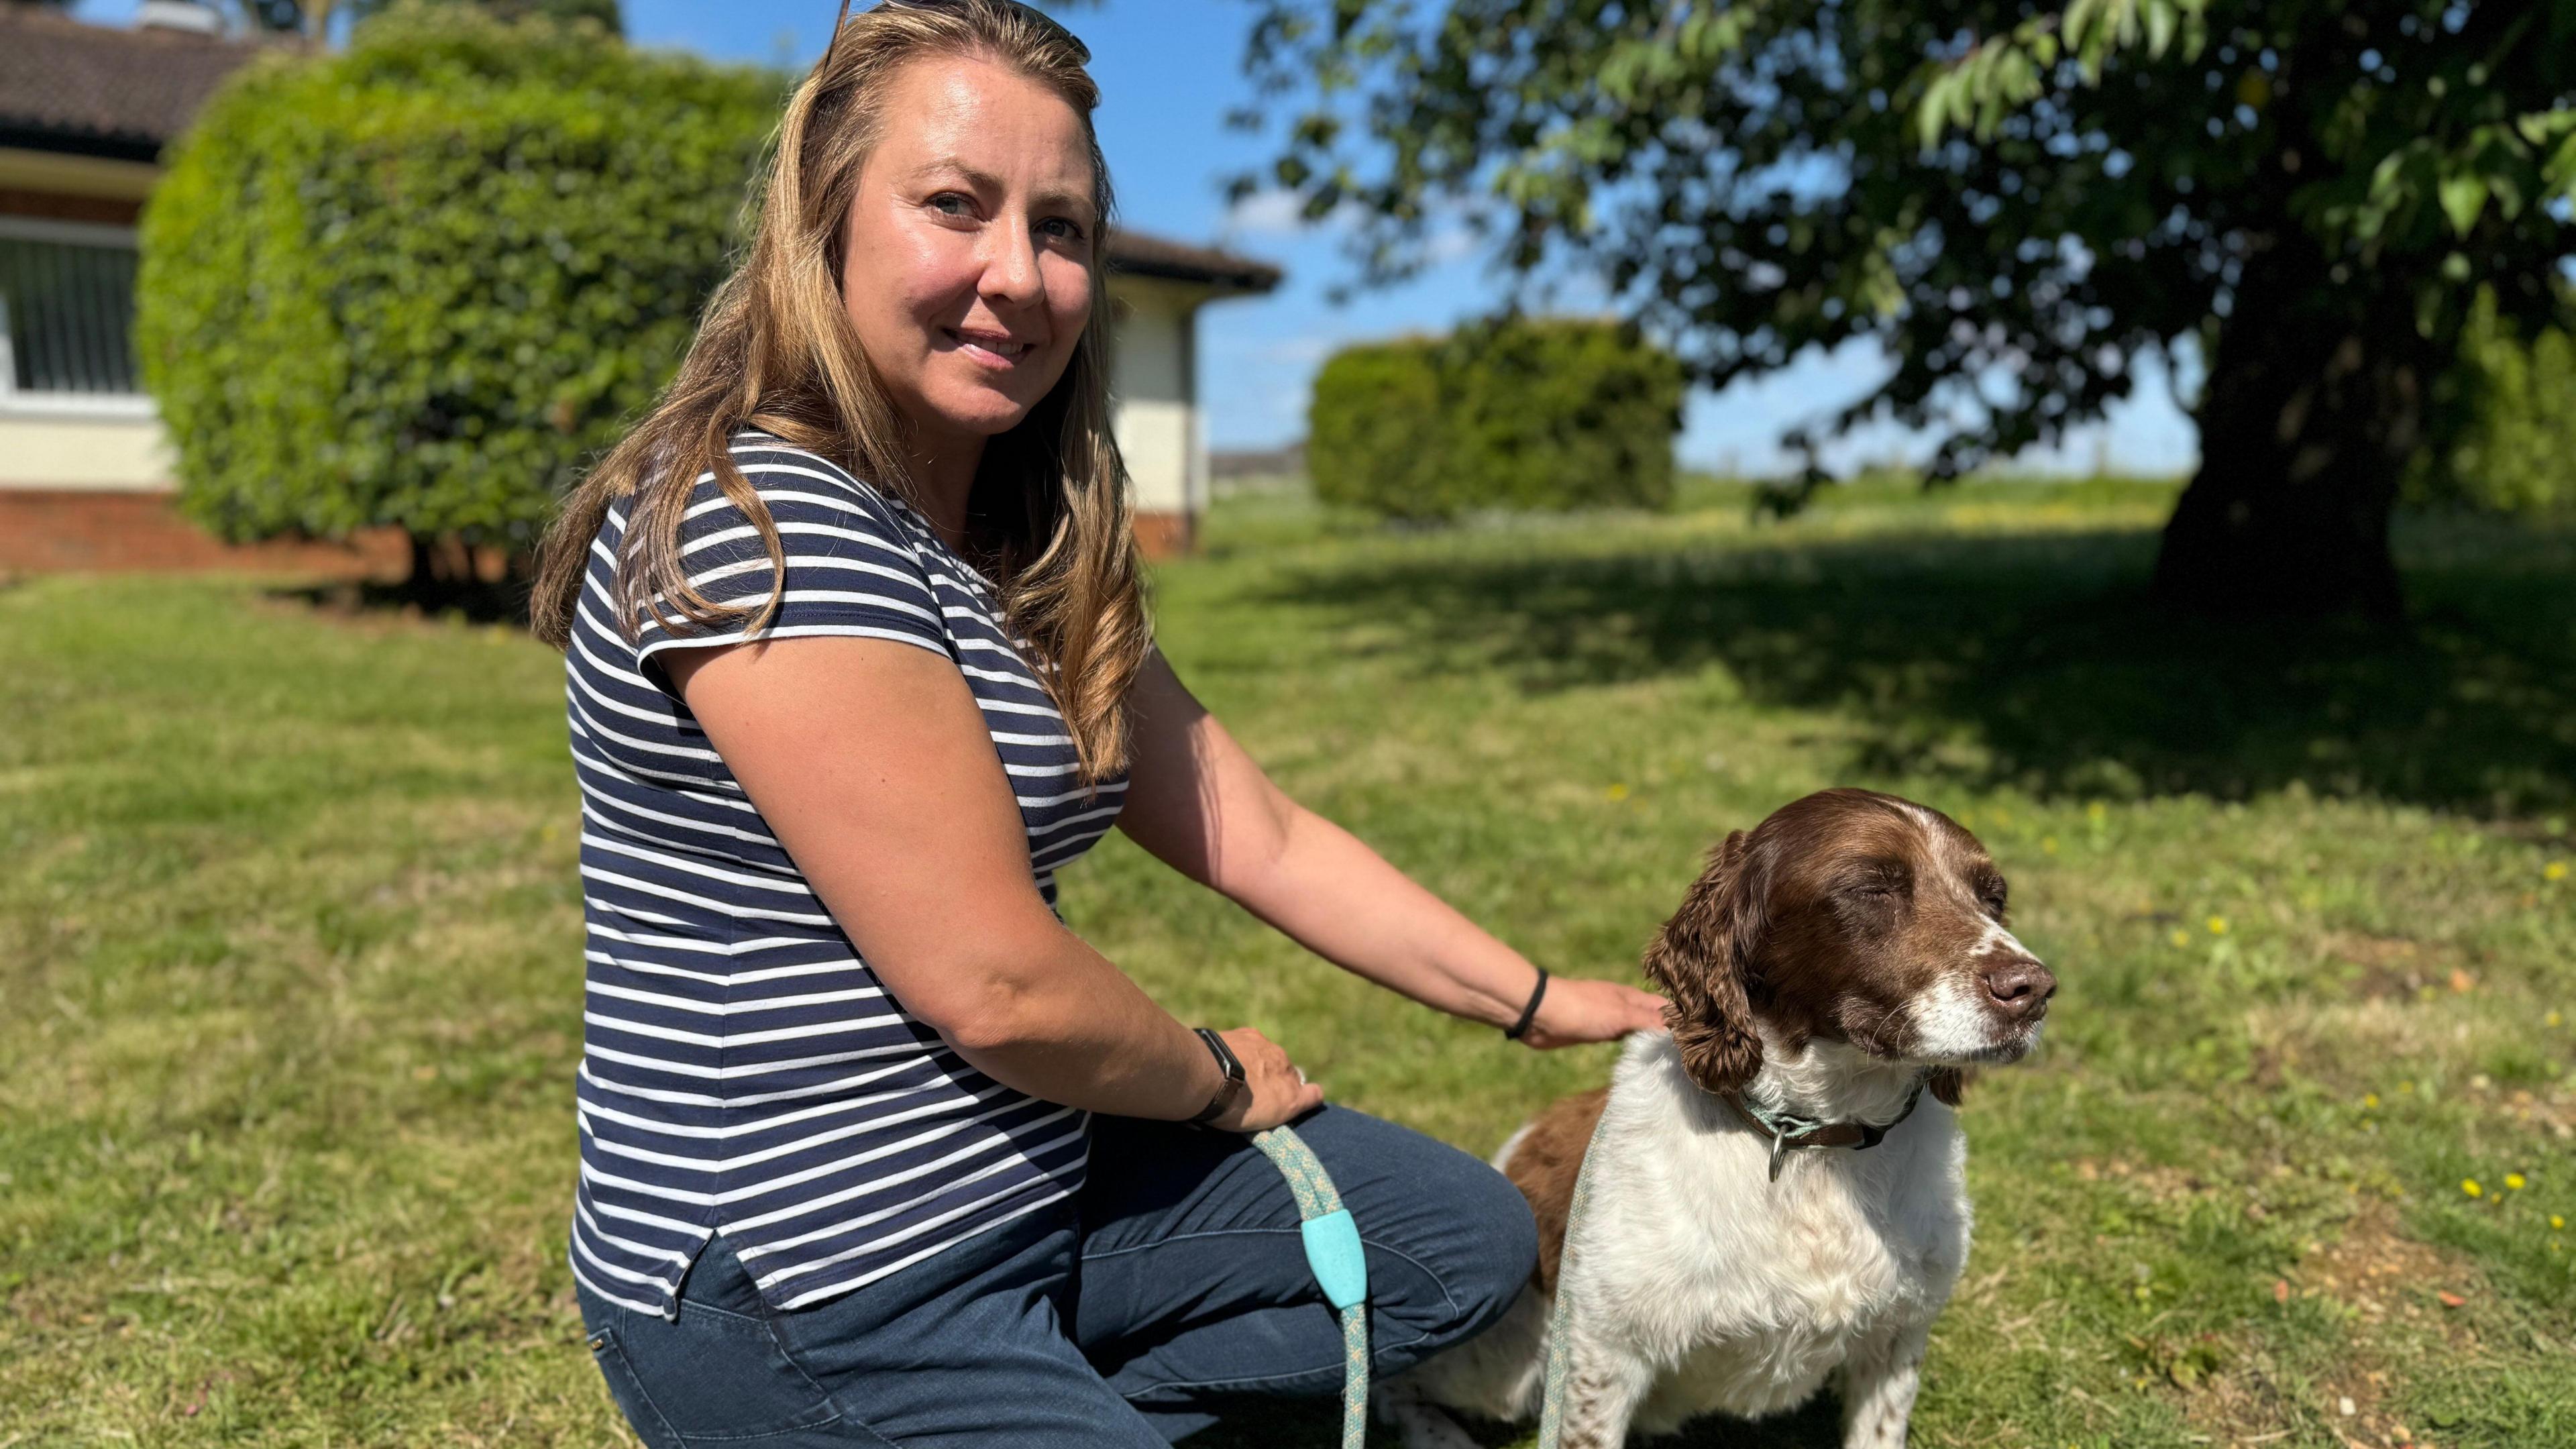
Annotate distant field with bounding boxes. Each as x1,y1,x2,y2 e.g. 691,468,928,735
3,478,2572,1448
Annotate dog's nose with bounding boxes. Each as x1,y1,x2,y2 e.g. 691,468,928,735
1982,959,2056,1020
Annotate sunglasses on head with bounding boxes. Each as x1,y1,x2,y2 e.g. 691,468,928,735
819,0,1094,73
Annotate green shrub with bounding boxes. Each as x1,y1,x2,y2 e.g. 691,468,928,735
2418,293,2576,516
1307,318,1685,521
137,7,782,560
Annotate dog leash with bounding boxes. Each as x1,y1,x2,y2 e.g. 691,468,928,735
1534,1116,1603,1449
1250,1125,1371,1449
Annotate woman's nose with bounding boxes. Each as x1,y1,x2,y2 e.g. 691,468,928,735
979,223,1044,308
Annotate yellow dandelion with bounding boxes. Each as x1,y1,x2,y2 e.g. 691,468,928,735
2548,1011,2565,1029
2170,929,2192,949
2505,1173,2526,1191
2552,1215,2566,1230
2463,1179,2483,1197
2207,916,2229,935
1605,783,1629,802
2087,801,2108,824
2363,1093,2380,1110
2042,836,2059,855
2546,860,2569,882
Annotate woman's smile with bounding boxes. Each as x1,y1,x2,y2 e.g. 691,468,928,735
943,325,1042,369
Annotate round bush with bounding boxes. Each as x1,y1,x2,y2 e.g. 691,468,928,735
1307,319,1684,521
137,7,784,555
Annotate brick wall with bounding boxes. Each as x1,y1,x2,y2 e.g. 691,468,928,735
1,490,1197,577
0,189,143,225
0,490,408,577
1132,510,1195,560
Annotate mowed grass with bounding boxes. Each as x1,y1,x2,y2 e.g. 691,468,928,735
3,476,2573,1448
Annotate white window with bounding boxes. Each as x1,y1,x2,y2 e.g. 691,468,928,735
0,217,155,418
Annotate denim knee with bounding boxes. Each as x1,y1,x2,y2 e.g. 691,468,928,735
1373,1141,1538,1353
1439,1155,1540,1340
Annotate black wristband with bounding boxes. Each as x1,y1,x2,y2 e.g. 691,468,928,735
1503,969,1550,1041
1187,1026,1246,1125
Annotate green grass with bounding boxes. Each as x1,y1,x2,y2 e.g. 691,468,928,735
4,478,2573,1448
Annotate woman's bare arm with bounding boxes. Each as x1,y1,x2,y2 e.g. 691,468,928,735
663,636,1322,1130
1116,651,1666,1047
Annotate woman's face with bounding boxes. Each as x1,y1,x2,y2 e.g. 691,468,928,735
842,54,1098,462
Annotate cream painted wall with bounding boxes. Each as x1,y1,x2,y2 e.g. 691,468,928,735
0,147,157,203
1110,277,1208,519
0,411,174,491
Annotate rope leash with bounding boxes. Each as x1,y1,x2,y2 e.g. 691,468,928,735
1250,1125,1371,1449
1533,1116,1605,1449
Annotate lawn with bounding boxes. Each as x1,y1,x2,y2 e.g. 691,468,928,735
3,477,2572,1448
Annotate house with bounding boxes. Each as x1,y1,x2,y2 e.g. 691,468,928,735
0,3,1277,573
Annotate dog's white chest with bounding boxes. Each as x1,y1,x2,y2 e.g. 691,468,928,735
1627,1157,1960,1426
1574,1042,1972,1430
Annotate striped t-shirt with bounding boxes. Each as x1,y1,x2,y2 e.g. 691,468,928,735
563,431,1123,1316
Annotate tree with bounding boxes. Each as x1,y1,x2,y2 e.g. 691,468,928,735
1237,0,2576,618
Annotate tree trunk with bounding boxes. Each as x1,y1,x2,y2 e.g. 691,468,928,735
2151,251,2436,623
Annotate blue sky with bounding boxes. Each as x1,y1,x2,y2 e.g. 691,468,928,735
85,0,2198,474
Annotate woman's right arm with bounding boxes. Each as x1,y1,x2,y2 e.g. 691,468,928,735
661,633,1322,1132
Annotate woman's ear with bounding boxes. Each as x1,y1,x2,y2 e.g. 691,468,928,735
1928,1067,1969,1106
1642,829,1766,1095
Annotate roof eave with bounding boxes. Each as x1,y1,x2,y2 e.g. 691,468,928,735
1108,258,1285,296
0,123,162,164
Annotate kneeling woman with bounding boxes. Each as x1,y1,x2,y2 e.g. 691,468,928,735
528,3,1662,1442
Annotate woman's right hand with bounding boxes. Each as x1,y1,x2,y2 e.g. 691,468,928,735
1205,1028,1324,1133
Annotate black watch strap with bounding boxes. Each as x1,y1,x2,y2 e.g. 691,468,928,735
1504,969,1550,1041
1187,1027,1246,1126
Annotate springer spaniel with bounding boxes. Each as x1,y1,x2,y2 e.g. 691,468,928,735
1385,788,2056,1448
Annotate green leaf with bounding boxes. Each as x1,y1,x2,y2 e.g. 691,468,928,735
2143,0,2178,58
2440,173,2488,237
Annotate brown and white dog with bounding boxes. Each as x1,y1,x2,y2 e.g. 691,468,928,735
1384,788,2057,1448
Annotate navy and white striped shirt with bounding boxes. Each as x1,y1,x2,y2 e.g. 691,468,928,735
564,431,1122,1316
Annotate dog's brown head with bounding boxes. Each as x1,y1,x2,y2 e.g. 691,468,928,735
1642,788,2055,1102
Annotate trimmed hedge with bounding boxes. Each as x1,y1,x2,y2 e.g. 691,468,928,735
137,7,782,555
1307,319,1684,521
2424,296,2576,515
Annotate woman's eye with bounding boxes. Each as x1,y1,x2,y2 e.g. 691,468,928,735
1038,217,1087,241
926,193,974,218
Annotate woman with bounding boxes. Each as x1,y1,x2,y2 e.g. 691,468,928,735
527,3,1664,1443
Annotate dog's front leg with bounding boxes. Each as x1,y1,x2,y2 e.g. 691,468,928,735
1552,1322,1654,1449
1838,1319,1930,1449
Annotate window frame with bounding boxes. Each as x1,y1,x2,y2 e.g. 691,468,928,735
0,215,158,421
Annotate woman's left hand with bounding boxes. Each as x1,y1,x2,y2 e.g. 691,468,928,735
1517,975,1669,1049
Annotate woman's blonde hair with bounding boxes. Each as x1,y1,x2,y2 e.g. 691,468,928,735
530,0,1147,784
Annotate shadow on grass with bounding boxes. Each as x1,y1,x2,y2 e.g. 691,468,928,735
1190,1389,1845,1448
271,574,530,627
1257,518,2576,815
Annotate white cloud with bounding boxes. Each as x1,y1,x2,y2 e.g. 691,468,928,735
1222,188,1326,236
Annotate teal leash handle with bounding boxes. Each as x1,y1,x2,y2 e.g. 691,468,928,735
1250,1125,1369,1449
1534,1116,1606,1449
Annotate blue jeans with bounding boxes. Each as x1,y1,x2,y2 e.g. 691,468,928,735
574,1105,1539,1446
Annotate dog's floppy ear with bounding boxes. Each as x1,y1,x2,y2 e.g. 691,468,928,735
1928,1067,1970,1106
1642,828,1766,1095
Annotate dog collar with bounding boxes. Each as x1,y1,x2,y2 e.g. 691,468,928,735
1720,1075,1929,1183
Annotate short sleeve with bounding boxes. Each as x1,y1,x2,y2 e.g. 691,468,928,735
631,447,952,683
